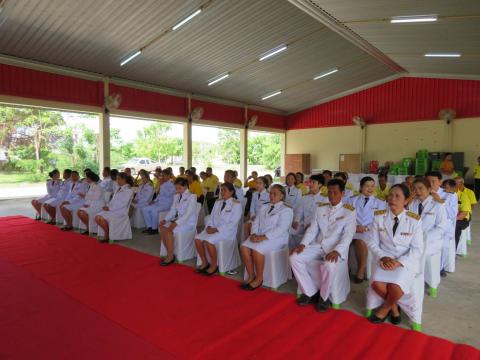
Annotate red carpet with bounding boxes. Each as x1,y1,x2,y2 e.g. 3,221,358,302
0,215,478,359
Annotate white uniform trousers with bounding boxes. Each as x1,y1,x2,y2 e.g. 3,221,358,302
441,233,456,273
290,244,340,301
142,205,165,230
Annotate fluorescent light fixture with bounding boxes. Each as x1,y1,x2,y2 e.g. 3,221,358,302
120,50,142,66
207,73,230,86
261,90,282,101
390,14,437,23
172,9,202,31
313,68,338,80
424,52,461,57
259,45,287,61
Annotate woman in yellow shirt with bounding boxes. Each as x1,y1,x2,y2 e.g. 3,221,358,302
473,156,480,201
187,171,204,203
374,173,390,201
295,172,309,195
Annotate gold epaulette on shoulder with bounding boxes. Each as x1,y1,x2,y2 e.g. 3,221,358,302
284,203,292,208
407,211,420,220
350,194,359,198
232,199,240,203
318,202,329,207
343,204,355,211
433,197,445,204
374,209,387,216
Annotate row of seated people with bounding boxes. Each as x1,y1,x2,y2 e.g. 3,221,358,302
32,167,475,328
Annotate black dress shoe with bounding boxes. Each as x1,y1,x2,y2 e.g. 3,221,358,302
369,313,388,324
242,281,263,291
148,229,159,235
61,226,73,231
390,309,402,325
315,297,331,312
440,270,447,278
142,228,152,234
81,231,89,235
195,264,210,273
160,257,176,266
297,294,315,306
46,220,55,225
202,266,219,276
353,276,365,284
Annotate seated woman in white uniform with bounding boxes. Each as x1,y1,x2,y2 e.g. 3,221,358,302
31,169,61,220
368,184,423,324
129,169,154,217
99,167,113,193
159,177,198,266
244,176,270,239
95,172,134,242
284,172,302,214
290,174,327,248
195,183,243,276
42,169,72,223
58,171,89,230
77,172,106,235
346,176,386,283
240,184,294,290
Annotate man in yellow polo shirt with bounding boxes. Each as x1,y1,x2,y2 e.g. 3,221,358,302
455,176,477,209
246,171,258,190
374,173,390,201
320,170,333,196
203,167,219,213
451,178,471,250
473,156,480,201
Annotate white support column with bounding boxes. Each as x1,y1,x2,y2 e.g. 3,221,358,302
240,127,248,184
184,96,192,169
99,78,110,170
280,132,286,178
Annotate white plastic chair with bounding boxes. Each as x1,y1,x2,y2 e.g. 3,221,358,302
40,207,50,221
78,210,99,234
243,246,292,289
97,194,134,243
160,203,202,262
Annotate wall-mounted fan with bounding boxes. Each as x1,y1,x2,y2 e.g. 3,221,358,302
104,93,122,114
352,116,366,129
439,108,456,124
246,114,258,129
189,107,204,122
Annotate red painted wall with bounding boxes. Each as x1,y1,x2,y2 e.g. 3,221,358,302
0,63,104,107
248,109,286,130
109,84,188,118
191,99,244,125
287,77,480,129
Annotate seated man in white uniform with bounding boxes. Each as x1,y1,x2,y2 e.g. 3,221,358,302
290,174,327,248
241,184,293,290
129,169,154,217
159,177,198,266
100,166,113,193
368,184,423,325
426,171,457,277
290,179,356,312
59,171,89,231
141,169,176,235
334,172,354,199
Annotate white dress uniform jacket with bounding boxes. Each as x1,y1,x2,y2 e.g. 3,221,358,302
164,190,198,233
97,185,134,220
78,182,105,214
284,185,302,215
63,181,89,209
289,202,356,300
37,179,62,203
242,202,293,255
219,184,245,205
409,196,448,256
298,192,329,227
346,194,386,241
249,189,270,220
132,182,154,208
436,188,458,272
196,198,243,245
368,209,423,293
100,178,114,193
44,180,71,207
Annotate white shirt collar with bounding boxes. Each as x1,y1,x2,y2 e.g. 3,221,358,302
330,201,343,210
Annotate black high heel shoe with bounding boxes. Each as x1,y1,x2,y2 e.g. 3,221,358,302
390,308,402,325
369,312,388,324
242,281,263,291
201,266,219,276
195,263,210,273
160,256,176,266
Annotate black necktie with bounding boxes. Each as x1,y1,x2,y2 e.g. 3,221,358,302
71,183,75,191
364,197,369,207
221,201,226,211
268,205,274,214
258,193,260,200
179,193,183,202
288,187,290,195
393,217,399,236
418,203,424,216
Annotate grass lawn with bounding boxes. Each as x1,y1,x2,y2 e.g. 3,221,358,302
0,172,45,184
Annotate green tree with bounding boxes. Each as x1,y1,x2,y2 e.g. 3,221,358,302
217,128,240,164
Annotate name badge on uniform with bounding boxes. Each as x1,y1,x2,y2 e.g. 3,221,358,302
225,209,231,213
425,212,434,215
335,216,344,221
379,228,386,232
400,232,412,236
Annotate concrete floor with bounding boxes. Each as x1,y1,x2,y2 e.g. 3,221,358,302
1,197,479,349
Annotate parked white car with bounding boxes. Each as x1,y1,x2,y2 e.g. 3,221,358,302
122,158,161,174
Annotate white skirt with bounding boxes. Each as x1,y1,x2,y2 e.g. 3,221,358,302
352,229,371,242
371,264,414,294
162,221,195,234
241,236,287,256
36,195,54,204
43,197,63,207
196,229,232,245
63,200,85,212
